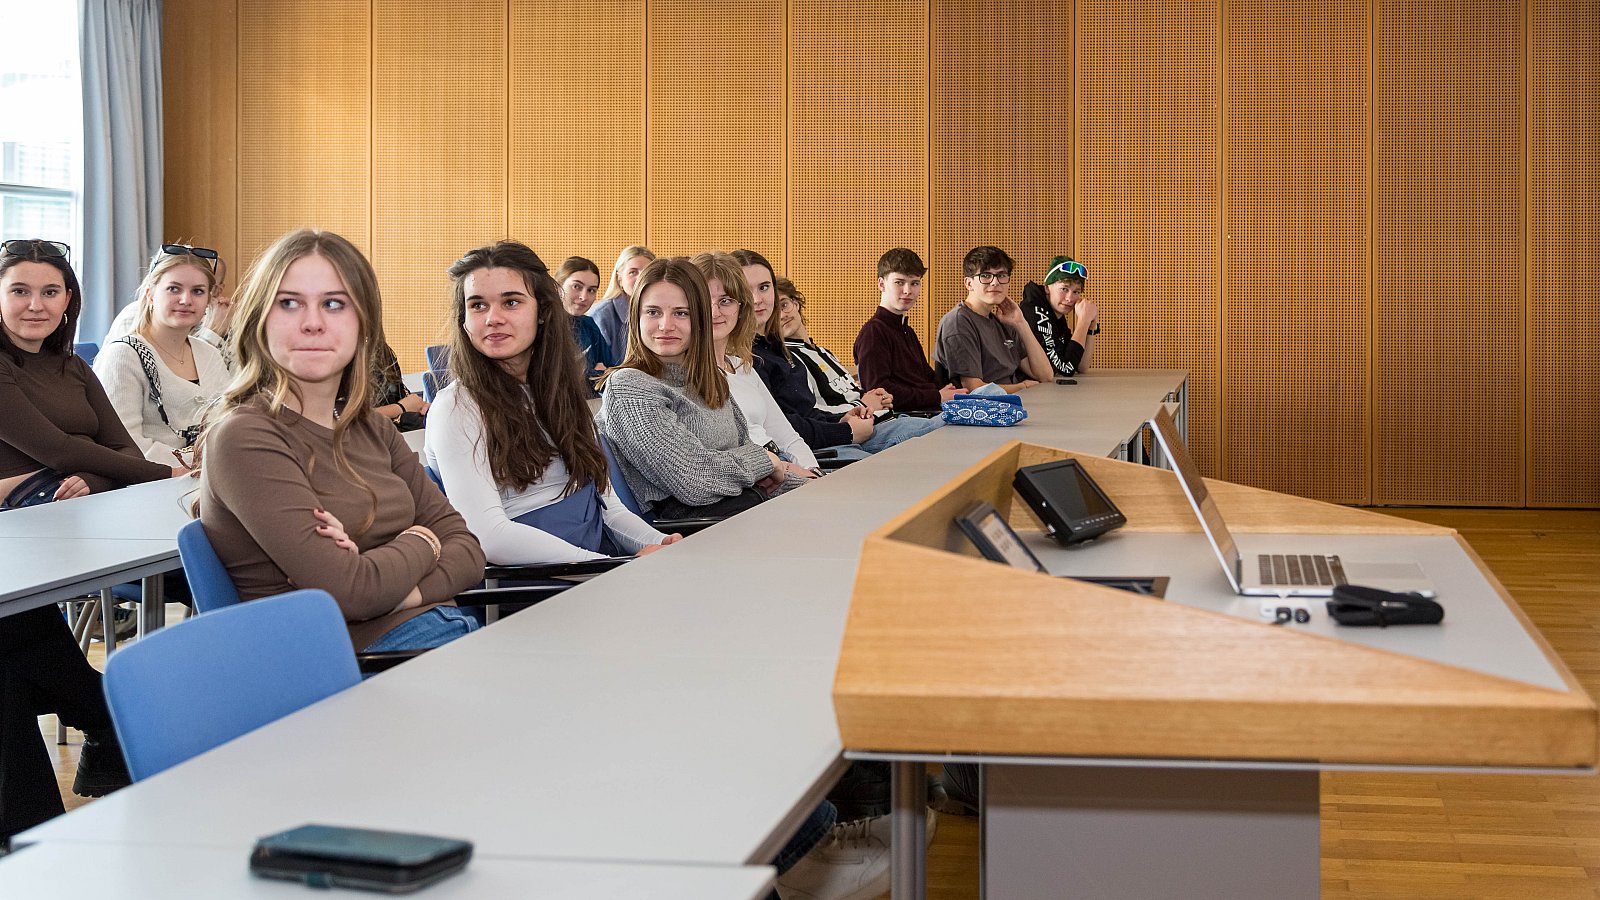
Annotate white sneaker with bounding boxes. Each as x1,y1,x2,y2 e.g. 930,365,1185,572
775,814,891,900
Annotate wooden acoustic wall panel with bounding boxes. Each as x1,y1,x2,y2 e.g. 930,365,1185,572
646,1,785,269
928,0,1073,356
162,0,238,279
1373,0,1523,505
1222,0,1370,504
1528,0,1600,507
508,0,644,281
788,0,926,364
1074,2,1220,476
372,0,507,372
237,0,369,264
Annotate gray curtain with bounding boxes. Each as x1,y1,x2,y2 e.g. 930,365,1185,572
78,0,163,343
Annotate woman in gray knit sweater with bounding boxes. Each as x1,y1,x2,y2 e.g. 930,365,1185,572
597,257,785,520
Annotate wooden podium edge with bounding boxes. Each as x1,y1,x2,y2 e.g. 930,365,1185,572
834,441,1597,769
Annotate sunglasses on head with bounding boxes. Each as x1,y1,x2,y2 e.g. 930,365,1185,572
1052,260,1087,279
2,239,71,262
161,244,226,284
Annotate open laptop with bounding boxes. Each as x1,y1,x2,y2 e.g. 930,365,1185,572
1146,407,1435,598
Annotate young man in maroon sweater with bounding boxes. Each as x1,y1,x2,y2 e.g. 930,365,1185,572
852,248,961,413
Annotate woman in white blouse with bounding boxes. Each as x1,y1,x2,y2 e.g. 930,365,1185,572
425,240,680,565
93,245,230,464
690,251,820,479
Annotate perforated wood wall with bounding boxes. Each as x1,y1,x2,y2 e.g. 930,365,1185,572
929,0,1074,359
161,0,238,283
371,0,507,367
1075,1,1221,477
1222,0,1371,504
1373,0,1524,506
508,0,645,298
236,0,370,262
787,0,927,361
167,0,1599,507
1528,0,1600,507
645,0,786,270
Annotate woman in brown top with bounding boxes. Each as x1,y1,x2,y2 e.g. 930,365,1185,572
1,239,171,840
197,229,485,652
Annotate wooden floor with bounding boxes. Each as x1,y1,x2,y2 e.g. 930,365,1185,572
41,508,1600,897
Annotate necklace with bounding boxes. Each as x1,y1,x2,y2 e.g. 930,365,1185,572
150,335,192,367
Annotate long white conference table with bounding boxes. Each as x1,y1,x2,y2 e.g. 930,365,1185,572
6,370,1188,889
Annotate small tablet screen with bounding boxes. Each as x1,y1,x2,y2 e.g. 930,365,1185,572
956,501,1046,573
1013,459,1127,544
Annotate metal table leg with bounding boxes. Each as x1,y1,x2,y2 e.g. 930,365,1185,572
138,572,166,639
890,760,926,900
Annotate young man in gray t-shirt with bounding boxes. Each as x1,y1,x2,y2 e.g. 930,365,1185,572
932,245,1053,393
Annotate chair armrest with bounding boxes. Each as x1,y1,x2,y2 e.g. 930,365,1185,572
651,516,724,535
452,584,569,608
482,557,633,582
356,649,425,674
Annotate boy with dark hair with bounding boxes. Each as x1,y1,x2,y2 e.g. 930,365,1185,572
852,248,960,412
1020,255,1099,378
932,245,1052,393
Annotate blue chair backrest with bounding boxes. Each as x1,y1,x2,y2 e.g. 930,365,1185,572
103,589,360,780
422,370,452,403
600,435,647,518
74,342,100,365
177,519,242,613
424,344,450,374
424,464,445,495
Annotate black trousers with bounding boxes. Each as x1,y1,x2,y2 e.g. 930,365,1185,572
0,604,113,842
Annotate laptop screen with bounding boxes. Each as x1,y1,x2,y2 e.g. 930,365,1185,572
1147,407,1243,589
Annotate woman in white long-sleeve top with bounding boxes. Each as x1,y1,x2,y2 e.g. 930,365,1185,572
425,241,680,566
94,246,230,464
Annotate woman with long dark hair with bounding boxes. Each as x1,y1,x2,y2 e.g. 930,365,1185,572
425,241,677,564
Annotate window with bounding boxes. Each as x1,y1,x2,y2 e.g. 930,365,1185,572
0,1,80,248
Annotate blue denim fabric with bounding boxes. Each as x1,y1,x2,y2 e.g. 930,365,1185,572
772,799,838,875
857,414,944,454
361,605,482,653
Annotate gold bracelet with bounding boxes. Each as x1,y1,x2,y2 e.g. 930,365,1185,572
400,527,441,561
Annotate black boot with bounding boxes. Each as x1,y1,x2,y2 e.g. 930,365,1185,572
73,731,131,798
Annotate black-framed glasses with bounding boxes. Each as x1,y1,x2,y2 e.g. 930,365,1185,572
1051,259,1088,280
973,271,1012,285
1,239,70,261
161,243,226,285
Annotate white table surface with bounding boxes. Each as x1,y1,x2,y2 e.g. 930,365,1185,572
13,370,1187,866
0,842,774,899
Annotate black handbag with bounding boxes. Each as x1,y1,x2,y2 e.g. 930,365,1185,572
1326,584,1444,627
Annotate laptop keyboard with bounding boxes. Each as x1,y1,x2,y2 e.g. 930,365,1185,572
1258,554,1346,587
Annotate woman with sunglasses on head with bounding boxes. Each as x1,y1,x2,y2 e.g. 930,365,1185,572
0,238,192,841
425,241,678,566
93,246,231,463
101,243,224,345
690,251,819,481
597,257,788,519
1019,255,1098,378
197,229,486,653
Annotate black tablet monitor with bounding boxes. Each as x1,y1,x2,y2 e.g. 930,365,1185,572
1012,459,1126,545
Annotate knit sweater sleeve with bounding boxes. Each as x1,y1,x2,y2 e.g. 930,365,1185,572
601,368,774,507
93,339,181,462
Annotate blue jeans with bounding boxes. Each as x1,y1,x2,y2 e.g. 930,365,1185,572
362,605,483,653
857,414,944,454
772,799,838,874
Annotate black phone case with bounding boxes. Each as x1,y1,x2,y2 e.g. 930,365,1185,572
251,825,472,894
1326,584,1444,627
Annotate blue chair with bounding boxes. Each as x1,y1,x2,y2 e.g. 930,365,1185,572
177,520,240,613
103,589,360,780
421,370,452,403
74,342,100,365
424,344,450,375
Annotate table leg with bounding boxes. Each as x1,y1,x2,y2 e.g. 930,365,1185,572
984,764,1318,900
890,760,927,900
99,588,116,655
138,572,165,639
